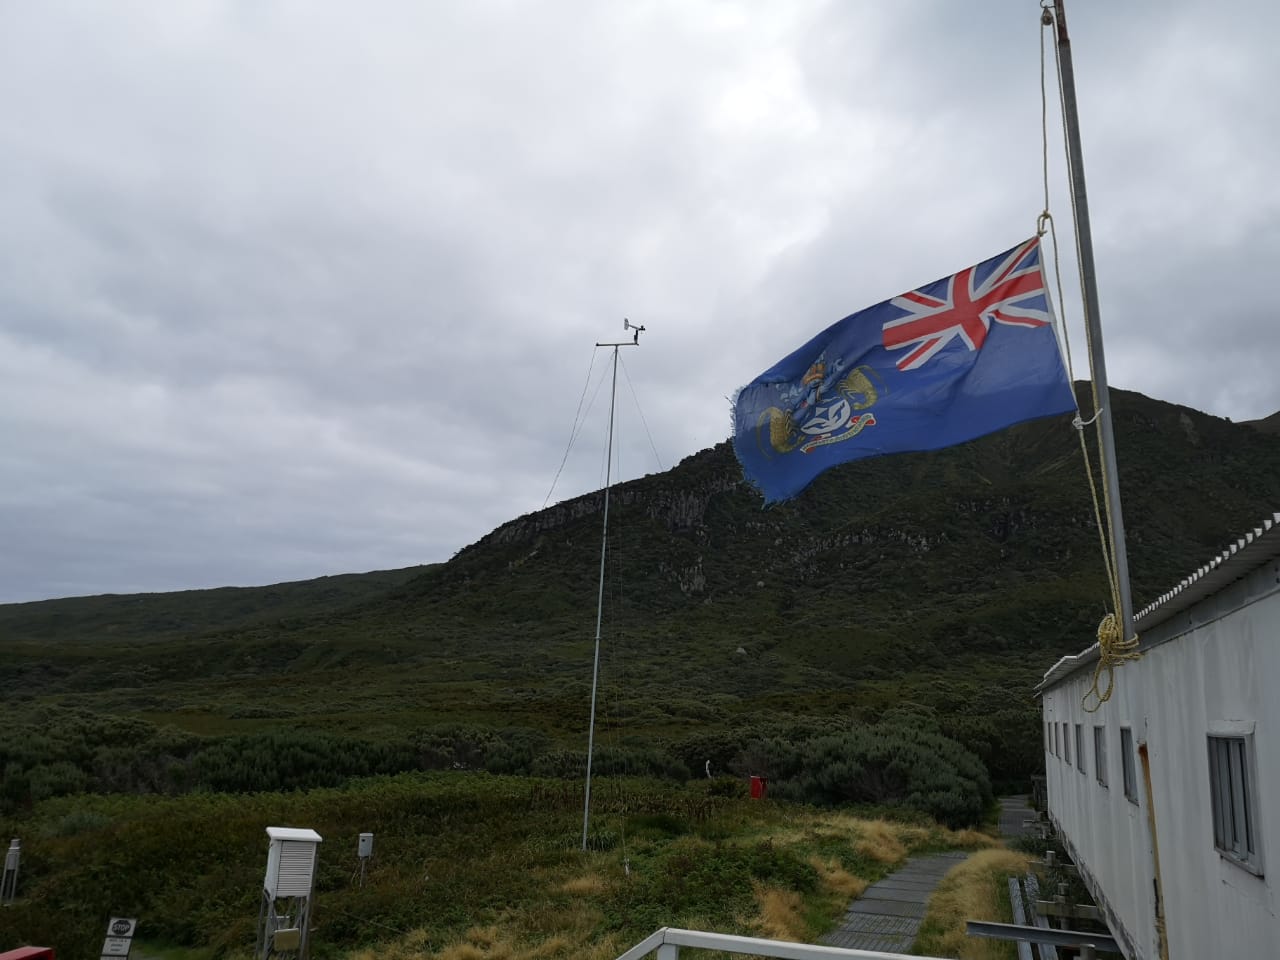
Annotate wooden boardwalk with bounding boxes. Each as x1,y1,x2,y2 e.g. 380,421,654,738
820,796,1035,953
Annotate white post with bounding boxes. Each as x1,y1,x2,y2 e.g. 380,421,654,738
1,838,18,904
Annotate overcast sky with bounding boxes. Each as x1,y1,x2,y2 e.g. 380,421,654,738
2,1,1277,603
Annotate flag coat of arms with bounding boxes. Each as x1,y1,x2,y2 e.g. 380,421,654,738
733,237,1077,503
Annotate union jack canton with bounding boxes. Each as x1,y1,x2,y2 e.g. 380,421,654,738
882,237,1051,371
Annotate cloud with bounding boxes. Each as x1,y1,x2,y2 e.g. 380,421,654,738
0,0,1275,601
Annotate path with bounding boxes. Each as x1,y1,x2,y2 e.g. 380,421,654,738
998,794,1038,839
819,796,1036,953
819,851,969,953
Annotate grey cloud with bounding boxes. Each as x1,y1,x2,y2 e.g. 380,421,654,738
0,0,1275,602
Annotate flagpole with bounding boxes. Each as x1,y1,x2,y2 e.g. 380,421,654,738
1051,0,1135,642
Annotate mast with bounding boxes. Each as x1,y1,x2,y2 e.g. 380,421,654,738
1051,0,1135,642
582,320,644,851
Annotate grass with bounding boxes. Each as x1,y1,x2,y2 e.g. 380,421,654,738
132,947,222,960
0,774,1002,960
912,848,1030,960
336,809,997,959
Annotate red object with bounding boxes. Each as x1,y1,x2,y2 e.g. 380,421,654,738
0,949,56,960
749,775,767,799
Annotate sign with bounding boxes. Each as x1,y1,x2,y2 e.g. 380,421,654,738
100,916,138,959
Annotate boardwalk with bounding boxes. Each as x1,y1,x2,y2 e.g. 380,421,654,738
819,851,969,953
821,796,1036,953
998,795,1038,839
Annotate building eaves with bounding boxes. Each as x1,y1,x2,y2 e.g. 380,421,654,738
1038,511,1280,693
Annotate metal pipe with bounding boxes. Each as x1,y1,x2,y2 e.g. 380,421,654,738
966,920,1120,955
1052,0,1135,641
1138,741,1171,960
615,926,956,960
582,344,620,851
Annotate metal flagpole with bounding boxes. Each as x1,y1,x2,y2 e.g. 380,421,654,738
1050,0,1135,642
582,320,644,852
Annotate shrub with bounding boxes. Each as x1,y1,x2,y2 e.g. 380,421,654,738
761,719,992,828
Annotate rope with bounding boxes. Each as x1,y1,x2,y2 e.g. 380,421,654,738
1081,613,1142,712
1039,3,1140,709
619,352,666,473
543,348,607,509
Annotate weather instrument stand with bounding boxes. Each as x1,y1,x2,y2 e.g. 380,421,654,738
255,827,322,960
582,319,645,851
1,838,18,905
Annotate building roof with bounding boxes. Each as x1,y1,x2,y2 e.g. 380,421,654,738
266,826,322,843
1038,511,1280,691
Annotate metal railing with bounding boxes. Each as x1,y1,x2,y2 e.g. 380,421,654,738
615,927,952,960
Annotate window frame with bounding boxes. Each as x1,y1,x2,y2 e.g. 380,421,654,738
1094,725,1108,787
1120,727,1138,804
1207,732,1264,876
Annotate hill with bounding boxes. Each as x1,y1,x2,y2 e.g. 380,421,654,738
1245,409,1280,435
0,564,433,643
2,385,1279,802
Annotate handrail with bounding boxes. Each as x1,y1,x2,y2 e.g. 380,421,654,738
615,927,952,960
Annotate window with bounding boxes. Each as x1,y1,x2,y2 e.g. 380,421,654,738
1054,723,1060,757
1094,726,1108,786
1062,723,1071,765
1120,727,1138,803
1075,724,1085,774
1208,735,1262,874
1044,722,1051,755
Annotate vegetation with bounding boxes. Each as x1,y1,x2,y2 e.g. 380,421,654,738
913,848,1030,959
4,391,1275,795
1,387,1278,954
0,773,998,959
0,708,990,831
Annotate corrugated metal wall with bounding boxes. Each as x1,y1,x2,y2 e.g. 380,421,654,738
1042,558,1280,960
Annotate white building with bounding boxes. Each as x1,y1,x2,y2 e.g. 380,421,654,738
1038,513,1280,960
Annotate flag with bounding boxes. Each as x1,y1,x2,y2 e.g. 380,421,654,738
733,237,1076,503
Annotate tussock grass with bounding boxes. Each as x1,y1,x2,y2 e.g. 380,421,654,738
559,872,609,895
853,818,911,863
350,924,621,960
809,856,869,900
913,848,1030,960
752,884,809,941
949,828,1000,848
333,799,999,959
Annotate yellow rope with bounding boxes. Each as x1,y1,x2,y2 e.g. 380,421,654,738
1082,612,1142,712
1039,4,1140,709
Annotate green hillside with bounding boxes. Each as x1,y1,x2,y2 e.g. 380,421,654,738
2,385,1277,802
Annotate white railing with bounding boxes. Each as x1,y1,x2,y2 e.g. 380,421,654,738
615,927,952,960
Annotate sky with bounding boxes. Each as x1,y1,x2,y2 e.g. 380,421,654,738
2,1,1277,603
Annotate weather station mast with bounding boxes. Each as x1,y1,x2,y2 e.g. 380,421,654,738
582,318,645,851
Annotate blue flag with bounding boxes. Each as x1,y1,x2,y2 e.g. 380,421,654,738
733,237,1077,503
